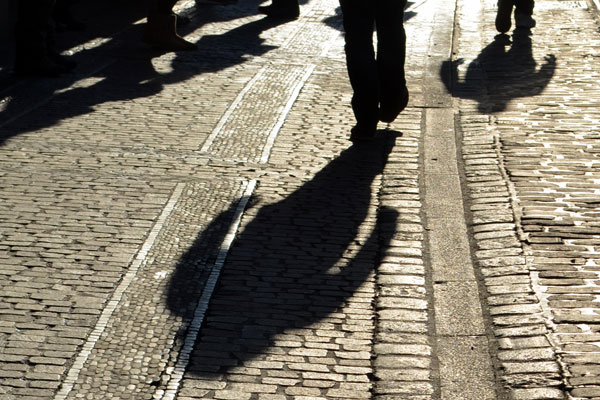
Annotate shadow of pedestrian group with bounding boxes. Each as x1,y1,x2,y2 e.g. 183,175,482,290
0,0,302,145
441,28,556,113
166,134,399,377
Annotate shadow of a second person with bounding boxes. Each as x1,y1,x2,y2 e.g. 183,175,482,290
0,6,285,145
441,28,556,113
166,134,399,377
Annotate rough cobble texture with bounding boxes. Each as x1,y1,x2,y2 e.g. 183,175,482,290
1,0,394,398
450,0,600,397
3,0,600,397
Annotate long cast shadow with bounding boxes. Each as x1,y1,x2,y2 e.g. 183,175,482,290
167,134,399,376
441,28,556,113
0,0,289,145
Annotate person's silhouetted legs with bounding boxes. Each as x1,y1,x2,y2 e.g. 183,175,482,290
340,0,408,141
514,0,535,28
376,2,408,123
14,0,76,76
496,0,535,33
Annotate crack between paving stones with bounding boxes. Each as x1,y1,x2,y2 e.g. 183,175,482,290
493,133,572,395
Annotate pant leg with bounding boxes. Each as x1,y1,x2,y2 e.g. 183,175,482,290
14,0,56,71
375,0,407,109
154,0,178,14
339,0,379,130
514,0,534,14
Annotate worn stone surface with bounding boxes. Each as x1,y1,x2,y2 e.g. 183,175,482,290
3,0,600,398
449,0,600,396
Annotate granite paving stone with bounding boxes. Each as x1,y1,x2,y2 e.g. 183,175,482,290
3,0,600,397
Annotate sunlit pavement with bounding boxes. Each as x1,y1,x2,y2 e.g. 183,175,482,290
2,0,600,398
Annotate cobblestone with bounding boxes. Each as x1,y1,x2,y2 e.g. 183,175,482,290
2,0,600,397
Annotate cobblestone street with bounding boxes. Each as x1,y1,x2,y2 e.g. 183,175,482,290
2,0,600,398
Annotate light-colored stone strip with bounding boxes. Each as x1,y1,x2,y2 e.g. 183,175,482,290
199,63,315,163
155,179,257,400
53,182,186,400
417,0,499,394
320,30,342,58
260,64,314,163
200,67,267,154
424,108,498,400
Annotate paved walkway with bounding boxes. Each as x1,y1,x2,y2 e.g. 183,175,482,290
2,0,600,398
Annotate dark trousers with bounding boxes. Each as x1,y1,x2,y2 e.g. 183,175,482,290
14,0,56,70
339,0,407,130
152,0,178,14
515,0,534,15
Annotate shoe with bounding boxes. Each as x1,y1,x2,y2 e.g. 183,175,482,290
349,125,376,143
495,0,513,33
143,13,197,51
379,86,409,123
515,11,536,28
258,3,300,19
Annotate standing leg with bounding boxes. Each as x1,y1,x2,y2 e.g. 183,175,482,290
495,0,514,33
340,0,379,140
514,0,535,28
143,0,197,51
375,0,408,123
14,0,67,76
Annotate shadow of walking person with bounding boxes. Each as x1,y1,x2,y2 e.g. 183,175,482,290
441,28,556,113
166,134,399,381
0,12,285,145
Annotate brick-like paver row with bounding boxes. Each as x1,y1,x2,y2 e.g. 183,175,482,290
451,0,600,397
1,0,419,398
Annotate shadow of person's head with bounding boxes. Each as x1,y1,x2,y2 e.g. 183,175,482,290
440,29,556,114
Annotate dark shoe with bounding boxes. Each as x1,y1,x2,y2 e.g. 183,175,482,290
258,4,300,19
349,125,376,143
514,11,536,29
495,0,513,33
379,86,409,124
